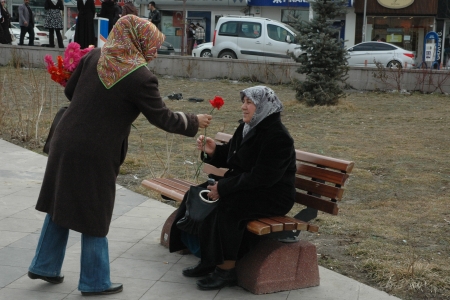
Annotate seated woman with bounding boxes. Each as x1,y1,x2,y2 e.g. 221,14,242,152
169,86,297,290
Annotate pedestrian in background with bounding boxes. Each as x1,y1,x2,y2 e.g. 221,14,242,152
195,22,205,45
121,0,138,17
148,1,160,29
18,0,34,46
187,22,195,55
98,0,120,34
74,0,95,49
44,0,64,48
0,0,12,44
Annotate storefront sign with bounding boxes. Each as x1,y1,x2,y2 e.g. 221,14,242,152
246,0,353,7
377,0,414,9
135,0,246,6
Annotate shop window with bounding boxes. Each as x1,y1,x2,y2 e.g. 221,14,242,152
281,9,309,26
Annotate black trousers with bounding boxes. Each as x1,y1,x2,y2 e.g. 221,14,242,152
19,24,34,46
49,28,64,48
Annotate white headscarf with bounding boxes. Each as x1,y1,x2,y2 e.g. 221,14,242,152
240,86,283,137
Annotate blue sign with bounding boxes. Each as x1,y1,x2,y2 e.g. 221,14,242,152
247,0,353,7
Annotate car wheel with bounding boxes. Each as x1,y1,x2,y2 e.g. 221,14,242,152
387,60,402,69
200,50,212,58
219,51,236,59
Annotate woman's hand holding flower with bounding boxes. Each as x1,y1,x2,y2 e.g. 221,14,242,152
196,135,216,157
197,114,212,128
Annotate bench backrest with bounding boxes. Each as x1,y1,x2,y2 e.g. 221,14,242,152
208,132,354,216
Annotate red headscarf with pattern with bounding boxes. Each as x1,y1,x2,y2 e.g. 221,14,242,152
97,15,165,89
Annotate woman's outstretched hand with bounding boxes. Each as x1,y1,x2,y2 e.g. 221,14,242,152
197,114,212,128
196,135,216,156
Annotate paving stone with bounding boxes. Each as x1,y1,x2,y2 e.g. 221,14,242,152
120,242,180,264
8,233,78,250
0,266,27,288
0,231,29,247
106,227,149,243
6,270,79,294
140,281,217,300
115,189,148,206
0,287,67,300
0,217,43,233
123,206,173,219
9,207,46,221
110,215,165,231
139,228,164,245
109,257,172,281
0,246,35,268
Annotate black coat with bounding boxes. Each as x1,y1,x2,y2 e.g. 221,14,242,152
0,4,12,44
35,49,199,237
74,0,96,49
169,113,297,265
98,1,120,33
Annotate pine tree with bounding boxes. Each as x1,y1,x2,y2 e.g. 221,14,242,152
292,0,349,106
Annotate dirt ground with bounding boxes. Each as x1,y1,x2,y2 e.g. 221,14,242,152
1,68,449,300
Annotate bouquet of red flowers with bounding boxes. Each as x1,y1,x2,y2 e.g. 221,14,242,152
44,42,94,87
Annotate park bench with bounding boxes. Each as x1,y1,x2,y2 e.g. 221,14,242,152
142,132,354,294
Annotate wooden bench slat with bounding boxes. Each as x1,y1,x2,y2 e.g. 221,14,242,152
297,164,349,186
141,179,185,202
269,216,299,231
247,220,272,235
296,150,354,173
151,178,191,193
279,216,309,231
307,223,319,233
295,193,339,215
257,218,284,232
202,163,227,177
295,177,344,200
214,132,232,144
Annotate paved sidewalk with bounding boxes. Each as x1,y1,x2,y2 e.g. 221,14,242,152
0,139,401,300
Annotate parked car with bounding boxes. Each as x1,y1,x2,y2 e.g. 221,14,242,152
211,16,303,62
192,42,212,58
347,41,415,68
11,22,51,46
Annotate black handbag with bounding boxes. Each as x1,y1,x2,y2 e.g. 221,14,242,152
176,185,219,235
43,106,68,154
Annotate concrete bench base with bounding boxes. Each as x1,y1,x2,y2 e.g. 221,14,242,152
236,239,320,294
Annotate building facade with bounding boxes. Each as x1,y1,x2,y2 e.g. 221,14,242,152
354,0,450,66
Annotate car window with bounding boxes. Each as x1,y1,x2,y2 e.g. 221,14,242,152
267,24,293,43
351,44,373,51
373,43,397,51
219,21,238,36
239,22,261,39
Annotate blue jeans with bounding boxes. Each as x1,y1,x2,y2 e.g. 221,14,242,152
29,214,111,292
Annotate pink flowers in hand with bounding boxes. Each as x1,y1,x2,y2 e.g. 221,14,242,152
44,42,94,87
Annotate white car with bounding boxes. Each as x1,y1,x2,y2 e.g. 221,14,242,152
347,41,415,69
211,16,302,62
11,22,51,46
192,42,212,58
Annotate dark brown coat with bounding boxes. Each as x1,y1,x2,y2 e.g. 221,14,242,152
36,49,199,237
169,113,297,265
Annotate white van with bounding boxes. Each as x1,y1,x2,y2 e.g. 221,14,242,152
211,16,302,62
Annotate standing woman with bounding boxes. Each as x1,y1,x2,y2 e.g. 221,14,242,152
0,0,12,44
44,0,64,48
74,0,95,49
121,0,137,17
27,15,212,296
97,0,120,34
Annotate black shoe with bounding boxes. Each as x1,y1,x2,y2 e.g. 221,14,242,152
81,283,123,296
196,267,237,290
28,271,64,284
182,261,215,277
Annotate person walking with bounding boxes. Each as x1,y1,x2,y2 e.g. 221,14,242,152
74,0,95,49
44,0,64,48
147,1,160,29
18,0,34,46
195,22,205,45
27,15,212,296
98,0,120,34
186,22,195,55
0,0,12,44
121,0,138,17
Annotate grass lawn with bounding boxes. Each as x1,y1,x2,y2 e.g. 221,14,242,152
1,67,449,300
